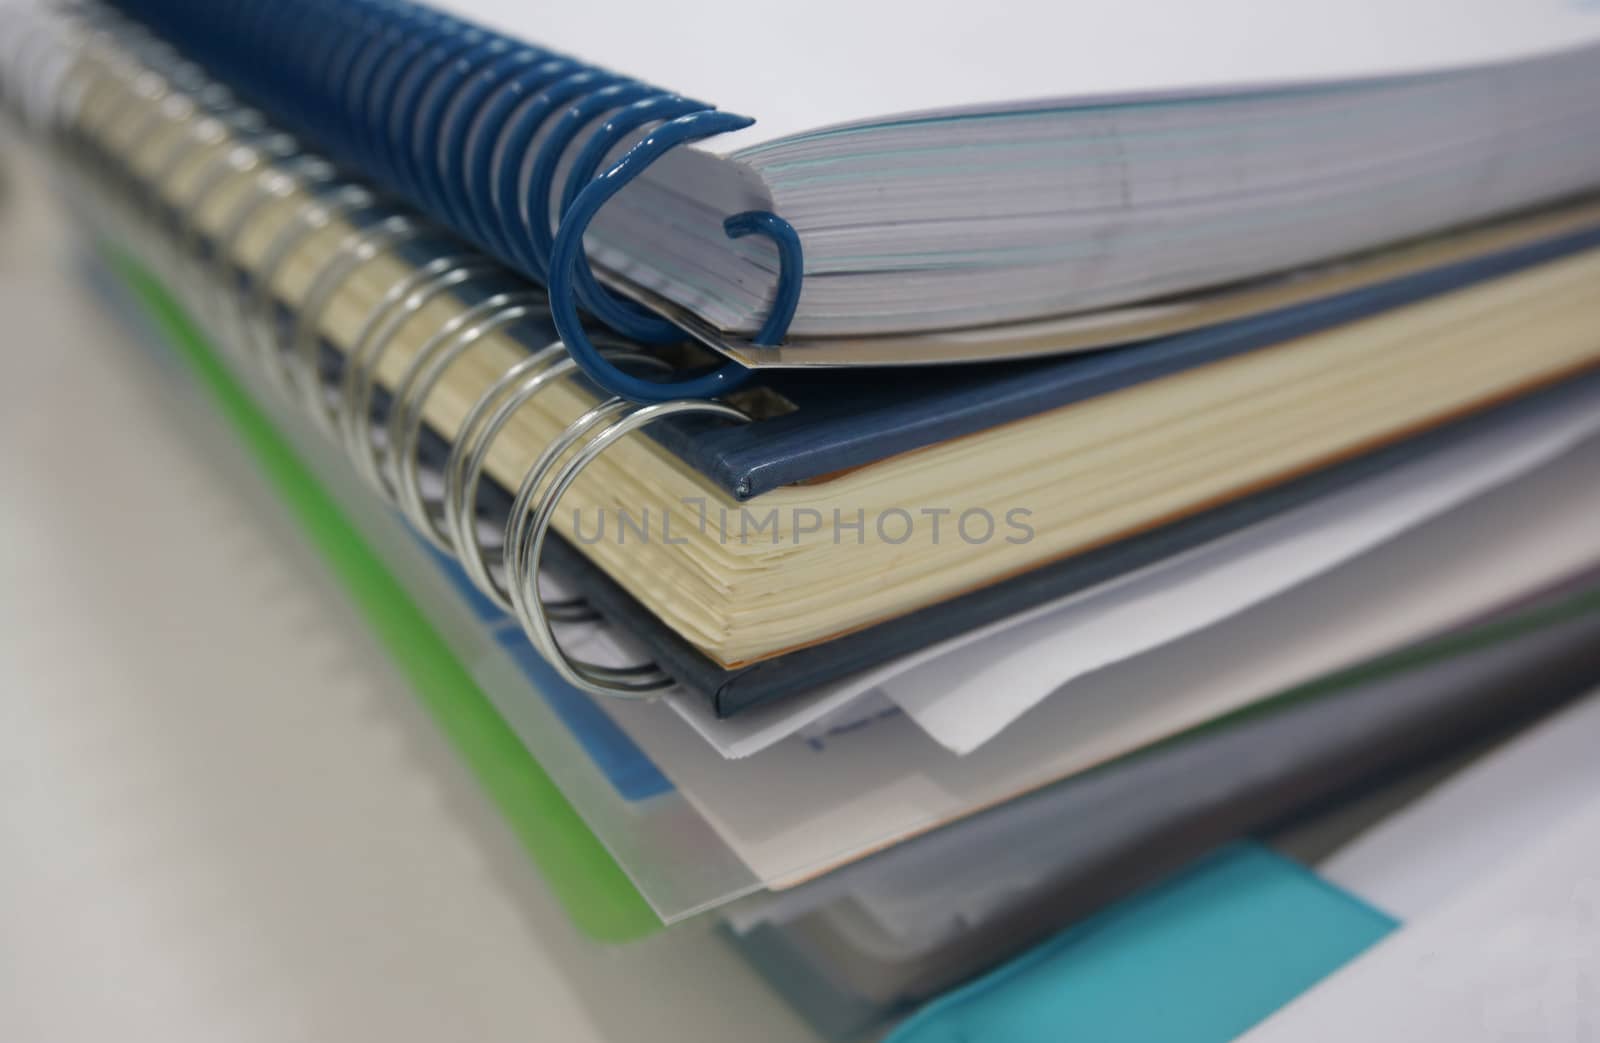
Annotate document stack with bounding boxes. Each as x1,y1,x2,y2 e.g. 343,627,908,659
3,0,1599,1036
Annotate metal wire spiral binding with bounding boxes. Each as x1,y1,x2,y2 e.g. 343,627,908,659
244,180,382,392
158,112,265,302
441,342,675,615
180,142,321,344
170,128,297,260
104,73,201,201
505,396,663,694
30,4,770,699
147,112,251,265
443,343,597,623
70,22,236,280
338,254,507,490
289,212,427,431
147,101,291,301
66,26,191,254
0,4,67,131
385,290,548,544
202,156,339,354
506,399,751,698
54,27,149,196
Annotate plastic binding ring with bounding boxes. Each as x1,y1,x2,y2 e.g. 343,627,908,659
490,68,623,278
459,57,576,257
406,39,524,220
546,111,804,402
516,79,654,279
93,1,809,407
427,46,541,236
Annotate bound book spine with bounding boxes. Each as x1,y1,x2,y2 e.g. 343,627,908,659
1,1,726,699
96,0,804,401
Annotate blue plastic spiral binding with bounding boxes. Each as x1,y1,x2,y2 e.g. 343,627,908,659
103,0,804,403
549,114,804,402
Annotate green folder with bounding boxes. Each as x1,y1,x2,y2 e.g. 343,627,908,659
106,251,660,943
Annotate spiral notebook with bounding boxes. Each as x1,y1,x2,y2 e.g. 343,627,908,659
10,1,1600,718
96,0,1600,362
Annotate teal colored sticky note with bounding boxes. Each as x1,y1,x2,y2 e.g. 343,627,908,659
887,842,1397,1043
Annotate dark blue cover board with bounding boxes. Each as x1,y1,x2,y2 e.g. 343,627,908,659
656,220,1600,498
538,368,1600,714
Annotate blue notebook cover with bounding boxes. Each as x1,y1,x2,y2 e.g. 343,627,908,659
660,220,1600,498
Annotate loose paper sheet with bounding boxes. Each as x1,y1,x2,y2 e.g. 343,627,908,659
604,445,1600,886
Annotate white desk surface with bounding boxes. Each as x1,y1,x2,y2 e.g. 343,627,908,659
0,147,817,1043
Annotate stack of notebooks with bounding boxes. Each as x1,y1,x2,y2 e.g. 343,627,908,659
4,0,1600,1036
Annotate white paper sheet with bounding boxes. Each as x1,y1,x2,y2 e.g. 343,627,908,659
670,382,1600,758
883,395,1600,754
438,0,1600,150
603,444,1600,886
1321,689,1600,920
1243,791,1600,1043
725,637,1600,947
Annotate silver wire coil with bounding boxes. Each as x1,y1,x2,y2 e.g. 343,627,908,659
25,4,751,700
